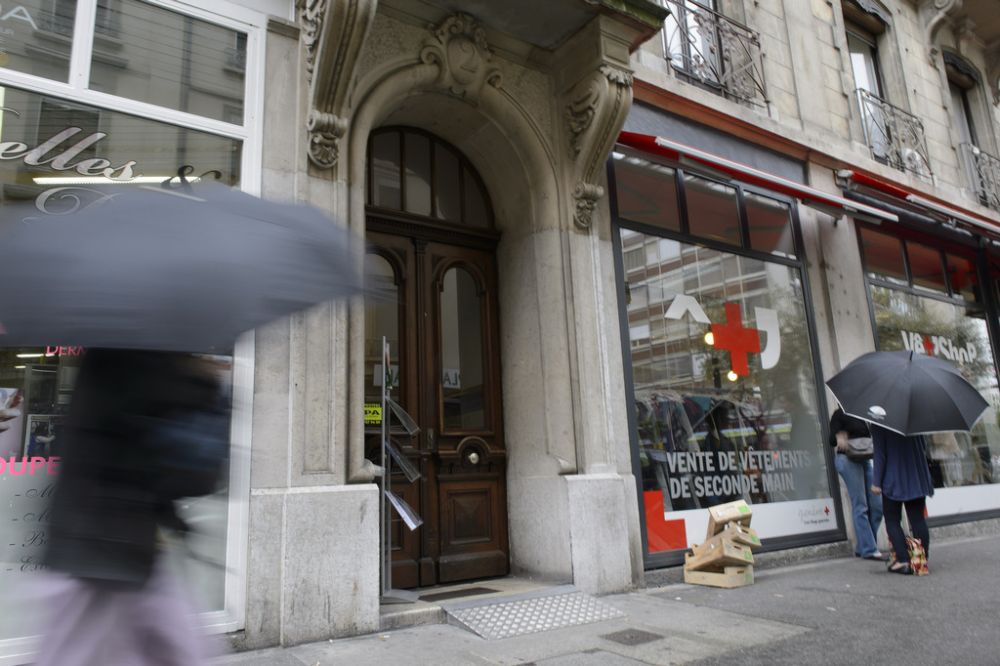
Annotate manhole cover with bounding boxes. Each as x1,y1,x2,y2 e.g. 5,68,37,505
600,628,664,646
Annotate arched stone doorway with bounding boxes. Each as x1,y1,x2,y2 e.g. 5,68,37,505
363,127,508,587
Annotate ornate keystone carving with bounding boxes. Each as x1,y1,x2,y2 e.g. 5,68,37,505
420,13,502,102
298,0,378,170
562,64,633,229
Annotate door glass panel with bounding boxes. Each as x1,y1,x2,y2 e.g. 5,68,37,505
462,165,489,228
364,253,400,404
434,145,461,222
440,267,485,430
370,131,401,210
404,132,431,216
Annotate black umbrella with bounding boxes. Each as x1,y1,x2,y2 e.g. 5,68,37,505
826,350,988,435
0,184,363,352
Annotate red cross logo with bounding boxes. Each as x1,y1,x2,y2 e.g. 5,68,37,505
922,335,935,356
711,303,761,377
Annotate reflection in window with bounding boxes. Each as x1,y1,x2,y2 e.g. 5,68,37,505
684,174,740,245
440,267,485,430
745,192,794,257
404,132,431,216
88,0,247,123
613,153,680,232
0,0,75,81
859,226,907,284
906,241,947,293
620,228,829,536
0,85,241,207
871,286,1000,490
364,253,400,402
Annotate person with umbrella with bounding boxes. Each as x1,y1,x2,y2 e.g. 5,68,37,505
827,350,988,576
0,184,364,664
870,426,934,574
828,405,884,561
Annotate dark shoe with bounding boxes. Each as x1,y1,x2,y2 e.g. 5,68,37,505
888,562,912,575
863,552,887,561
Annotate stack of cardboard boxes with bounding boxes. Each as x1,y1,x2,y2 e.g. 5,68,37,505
684,500,761,588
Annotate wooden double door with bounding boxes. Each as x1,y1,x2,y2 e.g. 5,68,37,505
365,226,509,588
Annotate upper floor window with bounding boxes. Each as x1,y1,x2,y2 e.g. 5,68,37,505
659,0,767,107
843,0,932,180
945,53,1000,212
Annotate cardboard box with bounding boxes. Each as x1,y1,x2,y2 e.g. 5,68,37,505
722,521,761,549
684,566,754,589
705,500,752,537
685,538,755,571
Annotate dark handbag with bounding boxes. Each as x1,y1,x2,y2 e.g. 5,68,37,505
846,436,873,461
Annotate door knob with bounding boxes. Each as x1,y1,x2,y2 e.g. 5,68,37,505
467,451,480,465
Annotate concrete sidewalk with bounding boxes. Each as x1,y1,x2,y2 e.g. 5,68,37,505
214,534,1000,665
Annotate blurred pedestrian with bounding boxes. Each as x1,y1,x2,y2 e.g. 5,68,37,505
36,349,229,666
870,425,934,575
829,406,884,560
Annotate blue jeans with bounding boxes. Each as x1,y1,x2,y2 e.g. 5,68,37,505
835,453,883,557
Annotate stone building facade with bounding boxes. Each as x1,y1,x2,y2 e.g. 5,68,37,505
1,0,998,662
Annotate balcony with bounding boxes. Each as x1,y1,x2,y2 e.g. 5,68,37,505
661,0,768,107
960,143,1000,212
855,89,933,182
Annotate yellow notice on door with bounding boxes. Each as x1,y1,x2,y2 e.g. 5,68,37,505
364,403,382,425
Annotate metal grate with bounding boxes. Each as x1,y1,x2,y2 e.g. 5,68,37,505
446,591,624,640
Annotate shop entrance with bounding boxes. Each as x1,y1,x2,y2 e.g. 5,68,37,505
364,127,508,588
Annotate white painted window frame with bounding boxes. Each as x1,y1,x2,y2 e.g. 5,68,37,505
0,0,264,661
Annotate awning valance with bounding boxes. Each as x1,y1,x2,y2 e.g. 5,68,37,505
617,132,898,224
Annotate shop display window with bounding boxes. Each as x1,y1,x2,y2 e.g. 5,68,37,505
859,224,1000,517
0,85,244,637
611,151,681,232
612,151,835,560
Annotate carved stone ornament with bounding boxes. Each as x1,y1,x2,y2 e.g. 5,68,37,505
923,0,964,64
420,13,502,102
563,64,633,229
306,110,349,169
572,182,605,230
298,0,378,169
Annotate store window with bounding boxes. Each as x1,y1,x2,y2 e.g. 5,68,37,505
858,224,1000,518
612,150,836,563
0,1,260,655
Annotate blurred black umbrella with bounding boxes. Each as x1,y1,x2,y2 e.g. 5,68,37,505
0,184,363,352
826,350,988,435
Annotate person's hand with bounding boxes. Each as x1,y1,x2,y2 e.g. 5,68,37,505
836,431,849,453
0,394,23,433
871,485,882,495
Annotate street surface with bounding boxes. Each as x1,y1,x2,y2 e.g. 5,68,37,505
216,533,999,665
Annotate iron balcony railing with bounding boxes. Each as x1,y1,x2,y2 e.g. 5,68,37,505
661,0,768,107
856,88,933,181
960,143,1000,212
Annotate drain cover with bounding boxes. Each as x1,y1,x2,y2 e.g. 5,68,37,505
446,591,623,640
600,628,664,646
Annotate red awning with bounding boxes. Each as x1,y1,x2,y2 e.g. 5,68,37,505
839,170,1000,235
617,131,898,223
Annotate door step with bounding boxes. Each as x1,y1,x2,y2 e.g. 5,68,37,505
442,585,624,640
